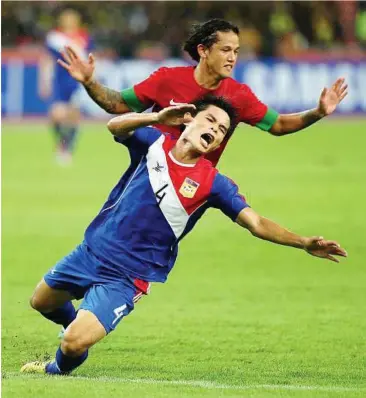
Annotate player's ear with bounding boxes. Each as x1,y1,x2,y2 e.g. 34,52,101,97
197,44,207,59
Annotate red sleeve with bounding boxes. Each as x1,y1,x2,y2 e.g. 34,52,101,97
133,67,168,109
234,84,268,126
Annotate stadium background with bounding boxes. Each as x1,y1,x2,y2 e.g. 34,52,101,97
2,1,366,397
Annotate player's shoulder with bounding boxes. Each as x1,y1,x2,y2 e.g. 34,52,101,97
211,171,238,192
196,158,219,182
224,77,253,93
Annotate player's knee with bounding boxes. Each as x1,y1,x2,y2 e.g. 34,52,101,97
29,294,50,313
50,104,68,123
61,329,89,357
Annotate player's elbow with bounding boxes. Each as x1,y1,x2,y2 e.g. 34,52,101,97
107,118,126,136
268,117,284,136
107,119,118,135
246,217,265,238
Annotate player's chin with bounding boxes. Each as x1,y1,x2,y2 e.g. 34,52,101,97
220,67,233,78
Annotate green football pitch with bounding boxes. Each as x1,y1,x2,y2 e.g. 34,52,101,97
2,120,366,397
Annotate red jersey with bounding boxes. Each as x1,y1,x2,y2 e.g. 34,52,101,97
121,66,278,166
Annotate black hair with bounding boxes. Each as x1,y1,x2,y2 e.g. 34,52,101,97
183,19,240,62
191,94,237,136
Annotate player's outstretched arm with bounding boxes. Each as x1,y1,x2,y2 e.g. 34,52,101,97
57,46,130,114
107,104,195,140
236,207,347,263
269,78,348,136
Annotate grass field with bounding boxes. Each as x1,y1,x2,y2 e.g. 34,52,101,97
2,120,366,397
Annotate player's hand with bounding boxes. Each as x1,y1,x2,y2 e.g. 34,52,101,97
317,78,348,117
57,46,95,84
157,104,196,126
304,236,347,263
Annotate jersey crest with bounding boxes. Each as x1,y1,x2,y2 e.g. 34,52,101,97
179,177,199,198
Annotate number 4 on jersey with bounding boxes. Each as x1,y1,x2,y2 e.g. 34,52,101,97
155,183,168,205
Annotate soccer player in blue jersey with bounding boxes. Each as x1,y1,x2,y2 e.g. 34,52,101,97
21,96,347,375
39,8,93,164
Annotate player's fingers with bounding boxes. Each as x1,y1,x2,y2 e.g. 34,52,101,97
57,59,71,71
65,47,75,62
339,84,348,96
321,239,340,247
176,105,196,114
60,50,71,64
66,46,79,61
339,91,348,102
331,247,348,257
333,77,343,91
326,254,339,263
88,53,95,66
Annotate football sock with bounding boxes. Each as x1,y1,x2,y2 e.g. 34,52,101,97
46,347,88,375
52,122,63,142
64,126,78,153
40,301,76,329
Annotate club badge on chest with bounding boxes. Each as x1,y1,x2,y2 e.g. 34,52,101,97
179,177,200,199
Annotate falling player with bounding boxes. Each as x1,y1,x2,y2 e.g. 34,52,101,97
58,18,348,166
39,8,93,165
21,96,347,375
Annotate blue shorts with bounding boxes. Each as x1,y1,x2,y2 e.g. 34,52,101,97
44,242,150,334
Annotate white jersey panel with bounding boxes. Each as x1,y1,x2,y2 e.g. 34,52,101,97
146,135,189,239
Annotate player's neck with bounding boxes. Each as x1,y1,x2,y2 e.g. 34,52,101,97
171,141,201,165
194,63,222,90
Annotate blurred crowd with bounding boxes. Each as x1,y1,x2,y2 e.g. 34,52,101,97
2,1,366,59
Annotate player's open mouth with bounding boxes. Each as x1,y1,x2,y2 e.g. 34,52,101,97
200,133,214,148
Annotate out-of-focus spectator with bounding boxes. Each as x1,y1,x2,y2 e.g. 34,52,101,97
356,2,366,49
2,1,365,59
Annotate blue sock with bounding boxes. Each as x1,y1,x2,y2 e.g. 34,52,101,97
40,301,76,329
52,122,62,142
63,126,79,153
46,347,88,375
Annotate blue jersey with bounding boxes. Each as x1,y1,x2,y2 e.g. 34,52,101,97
45,29,93,97
84,128,249,282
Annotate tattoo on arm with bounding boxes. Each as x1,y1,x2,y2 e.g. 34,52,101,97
83,79,125,114
300,108,322,128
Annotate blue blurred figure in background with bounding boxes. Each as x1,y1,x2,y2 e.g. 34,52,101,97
38,8,93,165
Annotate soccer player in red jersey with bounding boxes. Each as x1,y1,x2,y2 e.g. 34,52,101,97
58,19,348,166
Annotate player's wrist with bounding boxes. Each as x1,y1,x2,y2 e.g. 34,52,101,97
83,76,95,87
150,113,160,124
300,237,310,250
315,106,327,119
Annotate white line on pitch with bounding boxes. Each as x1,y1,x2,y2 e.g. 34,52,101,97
4,372,365,393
